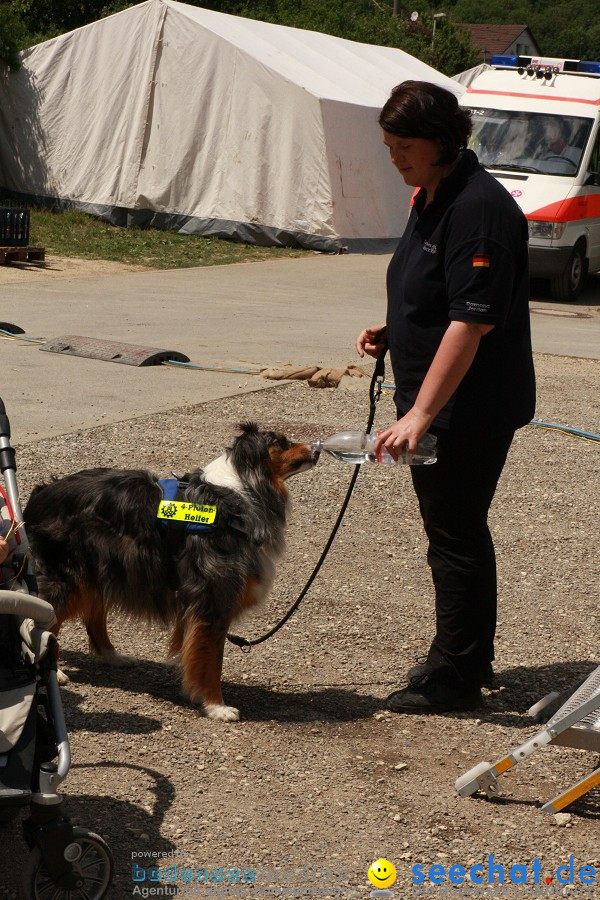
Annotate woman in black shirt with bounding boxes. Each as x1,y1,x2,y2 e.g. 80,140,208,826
356,81,535,714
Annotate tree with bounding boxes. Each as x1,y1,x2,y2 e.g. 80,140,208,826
449,0,600,60
197,0,480,75
0,4,30,68
426,15,480,73
530,1,600,58
10,0,108,41
0,0,488,75
451,0,533,24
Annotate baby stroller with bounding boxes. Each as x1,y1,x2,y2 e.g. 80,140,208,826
0,398,113,898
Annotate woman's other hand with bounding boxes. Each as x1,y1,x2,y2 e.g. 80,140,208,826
356,324,387,359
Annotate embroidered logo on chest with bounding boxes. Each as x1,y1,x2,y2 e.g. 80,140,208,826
423,240,437,254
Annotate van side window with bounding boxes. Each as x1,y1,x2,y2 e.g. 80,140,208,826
587,130,600,185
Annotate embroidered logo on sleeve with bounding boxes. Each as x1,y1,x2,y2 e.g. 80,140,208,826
472,255,491,268
466,301,491,313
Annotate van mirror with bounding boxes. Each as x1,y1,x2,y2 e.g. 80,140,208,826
584,171,599,186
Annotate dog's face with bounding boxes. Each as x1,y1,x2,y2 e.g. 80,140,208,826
265,432,317,481
231,422,317,484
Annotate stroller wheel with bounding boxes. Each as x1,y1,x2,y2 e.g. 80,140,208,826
21,826,113,899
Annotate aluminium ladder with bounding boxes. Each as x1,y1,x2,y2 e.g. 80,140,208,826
455,665,600,813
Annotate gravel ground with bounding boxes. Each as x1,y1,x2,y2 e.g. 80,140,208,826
1,351,598,899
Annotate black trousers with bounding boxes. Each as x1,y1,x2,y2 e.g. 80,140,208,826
410,427,514,688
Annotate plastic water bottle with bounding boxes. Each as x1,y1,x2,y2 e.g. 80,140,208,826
311,431,437,465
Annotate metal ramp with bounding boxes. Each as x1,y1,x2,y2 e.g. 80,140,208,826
455,665,600,813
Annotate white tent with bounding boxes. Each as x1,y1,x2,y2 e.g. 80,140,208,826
0,0,463,251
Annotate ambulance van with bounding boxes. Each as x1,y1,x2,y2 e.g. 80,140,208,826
459,56,600,301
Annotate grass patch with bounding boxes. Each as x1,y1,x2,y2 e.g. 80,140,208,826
1,195,310,269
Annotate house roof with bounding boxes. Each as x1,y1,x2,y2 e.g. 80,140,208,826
458,23,540,58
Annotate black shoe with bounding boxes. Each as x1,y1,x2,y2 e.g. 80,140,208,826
386,675,482,714
407,659,495,687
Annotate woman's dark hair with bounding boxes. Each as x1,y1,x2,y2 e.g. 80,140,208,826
379,80,472,165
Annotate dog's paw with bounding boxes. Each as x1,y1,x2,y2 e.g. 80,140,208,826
56,668,70,685
99,649,136,668
204,703,240,723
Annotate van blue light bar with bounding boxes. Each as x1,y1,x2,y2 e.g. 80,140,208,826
490,54,600,75
490,55,518,67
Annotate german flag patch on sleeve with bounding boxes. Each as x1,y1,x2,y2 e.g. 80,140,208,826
472,255,491,268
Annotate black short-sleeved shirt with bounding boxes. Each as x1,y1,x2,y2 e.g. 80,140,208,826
386,149,536,433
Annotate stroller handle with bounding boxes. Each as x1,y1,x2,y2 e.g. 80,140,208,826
0,396,17,488
0,590,56,628
0,396,9,438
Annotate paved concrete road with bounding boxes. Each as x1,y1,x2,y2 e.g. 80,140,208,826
1,255,598,443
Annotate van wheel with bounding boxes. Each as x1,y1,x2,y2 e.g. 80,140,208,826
549,242,587,302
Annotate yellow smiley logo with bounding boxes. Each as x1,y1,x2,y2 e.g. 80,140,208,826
367,859,396,889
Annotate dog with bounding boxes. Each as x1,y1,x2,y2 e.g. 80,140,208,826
23,423,316,722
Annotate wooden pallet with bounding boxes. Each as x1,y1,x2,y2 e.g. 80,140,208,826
0,246,45,265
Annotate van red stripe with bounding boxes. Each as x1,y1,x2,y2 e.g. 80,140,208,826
466,86,600,106
527,194,600,222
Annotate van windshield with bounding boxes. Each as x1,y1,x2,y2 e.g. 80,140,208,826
469,108,593,176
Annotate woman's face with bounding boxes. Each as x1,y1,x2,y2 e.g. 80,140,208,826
382,131,444,190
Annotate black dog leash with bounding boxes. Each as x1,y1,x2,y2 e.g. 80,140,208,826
227,353,387,651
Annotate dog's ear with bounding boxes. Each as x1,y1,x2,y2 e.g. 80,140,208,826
237,421,260,439
230,422,270,475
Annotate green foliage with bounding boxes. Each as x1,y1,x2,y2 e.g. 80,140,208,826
530,1,600,59
174,0,479,75
100,0,139,16
6,0,599,72
10,0,108,41
427,17,480,73
3,0,479,76
450,0,600,59
0,4,30,68
452,0,532,25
